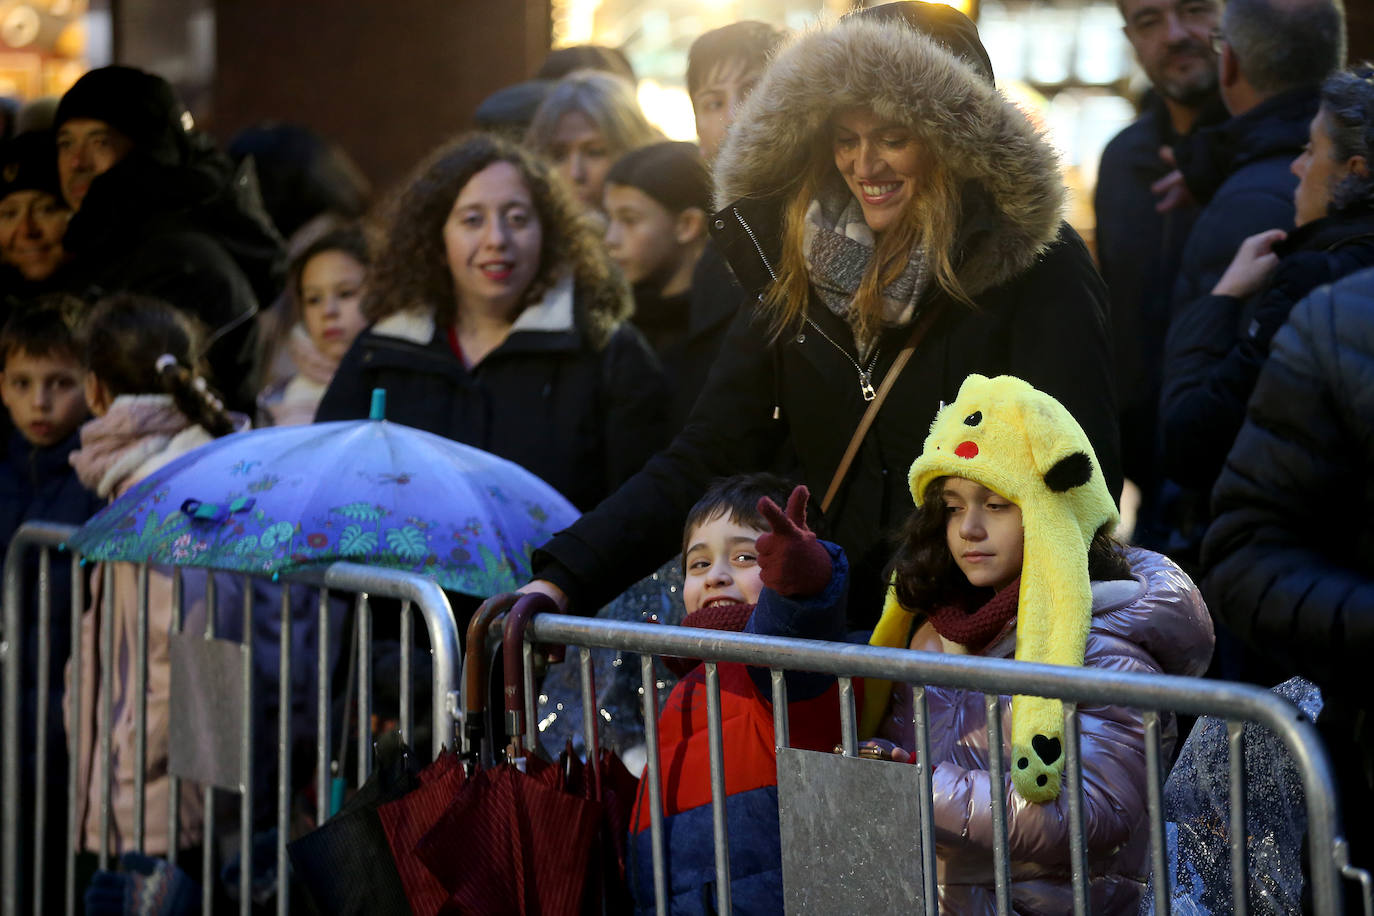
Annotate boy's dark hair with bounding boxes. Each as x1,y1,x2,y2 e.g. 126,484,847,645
80,294,237,438
605,141,712,215
682,472,797,560
686,21,786,99
0,294,84,369
886,476,1132,612
289,222,372,319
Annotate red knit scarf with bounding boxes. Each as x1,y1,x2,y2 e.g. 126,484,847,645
925,578,1020,653
663,602,755,676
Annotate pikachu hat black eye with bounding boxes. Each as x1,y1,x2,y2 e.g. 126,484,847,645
963,411,982,427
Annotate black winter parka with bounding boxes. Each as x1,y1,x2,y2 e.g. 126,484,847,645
532,17,1121,624
1202,267,1374,865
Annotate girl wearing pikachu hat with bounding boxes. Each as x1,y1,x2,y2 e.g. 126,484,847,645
860,374,1214,914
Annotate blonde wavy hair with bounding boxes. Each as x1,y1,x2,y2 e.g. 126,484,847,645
762,120,971,344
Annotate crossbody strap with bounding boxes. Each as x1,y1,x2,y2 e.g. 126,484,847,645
820,307,942,515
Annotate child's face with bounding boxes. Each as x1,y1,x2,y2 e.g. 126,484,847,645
603,183,693,290
942,477,1024,593
300,249,369,363
692,57,764,163
0,349,87,447
682,511,766,614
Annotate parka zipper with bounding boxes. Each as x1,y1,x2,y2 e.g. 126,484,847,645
732,207,880,402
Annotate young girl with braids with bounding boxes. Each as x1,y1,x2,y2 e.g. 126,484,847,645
65,294,247,868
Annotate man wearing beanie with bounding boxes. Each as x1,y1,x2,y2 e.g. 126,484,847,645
52,66,283,412
0,130,71,302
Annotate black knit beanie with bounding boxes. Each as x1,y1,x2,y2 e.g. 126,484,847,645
53,65,188,166
0,130,63,202
850,1,995,84
605,141,712,215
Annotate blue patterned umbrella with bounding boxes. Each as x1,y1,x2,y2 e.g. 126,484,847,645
69,397,579,597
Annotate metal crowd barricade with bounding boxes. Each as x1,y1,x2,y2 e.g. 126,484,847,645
508,611,1371,916
1,521,463,916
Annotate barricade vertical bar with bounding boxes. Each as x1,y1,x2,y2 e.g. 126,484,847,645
912,685,938,915
838,677,857,756
984,693,1011,915
521,642,536,753
357,594,371,785
241,577,255,916
1064,704,1088,916
704,662,731,915
133,562,150,851
638,655,667,916
2,534,21,916
579,648,598,761
203,575,216,916
770,669,788,751
32,549,51,916
399,600,412,745
1228,719,1248,916
66,552,86,916
167,569,183,871
278,585,293,916
97,564,114,871
316,588,330,827
1144,709,1170,916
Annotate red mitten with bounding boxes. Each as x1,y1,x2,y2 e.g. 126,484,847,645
756,485,832,598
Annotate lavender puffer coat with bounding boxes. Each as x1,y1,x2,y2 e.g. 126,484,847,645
876,548,1213,914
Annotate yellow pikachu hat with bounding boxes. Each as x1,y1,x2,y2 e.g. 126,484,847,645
861,374,1118,804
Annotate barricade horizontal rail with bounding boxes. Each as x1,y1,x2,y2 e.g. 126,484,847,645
521,612,1361,916
2,522,462,916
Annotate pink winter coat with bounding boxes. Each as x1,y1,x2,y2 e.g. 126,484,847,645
875,547,1213,914
65,400,237,855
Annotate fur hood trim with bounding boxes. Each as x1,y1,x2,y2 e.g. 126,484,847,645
714,16,1065,296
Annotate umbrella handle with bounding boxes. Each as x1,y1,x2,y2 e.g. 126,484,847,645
463,593,520,758
502,592,561,757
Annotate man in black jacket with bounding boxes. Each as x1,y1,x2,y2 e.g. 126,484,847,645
1154,0,1344,568
53,66,283,412
1095,0,1225,549
1203,266,1374,891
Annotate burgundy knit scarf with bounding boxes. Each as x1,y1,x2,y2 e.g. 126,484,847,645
925,578,1020,653
662,602,755,677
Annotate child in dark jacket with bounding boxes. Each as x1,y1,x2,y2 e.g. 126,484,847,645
629,474,851,914
0,296,104,905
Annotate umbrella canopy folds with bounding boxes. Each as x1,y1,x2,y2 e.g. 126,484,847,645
68,408,579,598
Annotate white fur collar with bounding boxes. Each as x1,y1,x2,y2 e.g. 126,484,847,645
371,271,577,343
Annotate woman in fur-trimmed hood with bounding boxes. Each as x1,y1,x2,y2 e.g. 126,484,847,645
316,133,669,511
528,2,1121,626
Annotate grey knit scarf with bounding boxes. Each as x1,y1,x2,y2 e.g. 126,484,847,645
803,185,930,358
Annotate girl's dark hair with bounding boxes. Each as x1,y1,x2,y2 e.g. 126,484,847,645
289,222,372,320
365,132,628,338
0,293,83,367
681,472,798,560
886,476,1132,611
81,294,237,438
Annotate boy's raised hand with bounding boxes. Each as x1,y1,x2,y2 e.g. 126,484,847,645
756,485,832,598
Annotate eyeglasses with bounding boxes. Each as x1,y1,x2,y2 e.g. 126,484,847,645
1209,30,1227,55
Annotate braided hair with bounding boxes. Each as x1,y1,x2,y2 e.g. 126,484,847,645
81,294,237,438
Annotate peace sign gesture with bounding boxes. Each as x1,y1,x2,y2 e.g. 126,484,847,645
756,485,832,598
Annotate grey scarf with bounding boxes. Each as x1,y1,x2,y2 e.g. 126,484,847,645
803,185,930,358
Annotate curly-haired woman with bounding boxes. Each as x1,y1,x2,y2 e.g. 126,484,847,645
316,133,669,510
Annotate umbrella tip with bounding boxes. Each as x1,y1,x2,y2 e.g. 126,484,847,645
369,388,387,421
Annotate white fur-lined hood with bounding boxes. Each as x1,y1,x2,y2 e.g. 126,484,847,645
713,15,1066,296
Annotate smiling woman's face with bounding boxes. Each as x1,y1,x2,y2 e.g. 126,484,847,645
443,160,543,318
831,107,923,234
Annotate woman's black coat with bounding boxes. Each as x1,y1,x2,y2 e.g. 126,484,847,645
315,302,670,512
532,15,1121,624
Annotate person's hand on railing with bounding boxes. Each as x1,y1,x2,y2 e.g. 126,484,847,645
756,485,832,598
518,578,569,611
834,738,917,763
